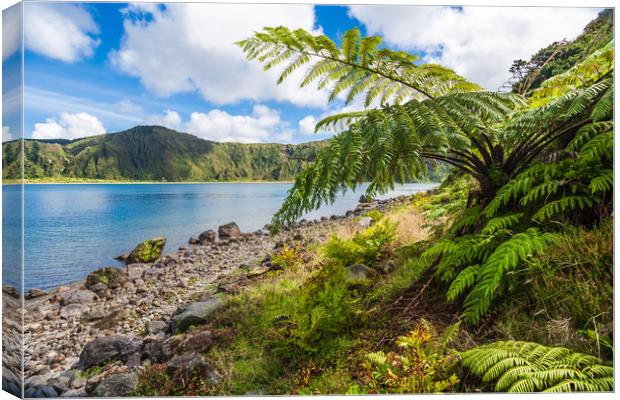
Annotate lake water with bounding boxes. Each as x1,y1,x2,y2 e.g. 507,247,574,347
2,182,437,290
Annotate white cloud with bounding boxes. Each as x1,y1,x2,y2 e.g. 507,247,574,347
185,105,292,143
298,115,318,135
348,6,601,89
145,109,183,130
3,4,21,61
32,112,106,140
110,3,329,107
24,3,100,62
2,126,16,142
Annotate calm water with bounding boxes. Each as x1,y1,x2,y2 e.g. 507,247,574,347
2,182,437,290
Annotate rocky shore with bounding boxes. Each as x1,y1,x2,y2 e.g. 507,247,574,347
4,196,412,397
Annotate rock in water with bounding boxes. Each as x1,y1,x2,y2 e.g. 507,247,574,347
199,229,217,244
93,373,138,397
85,267,128,292
125,237,166,264
359,194,371,203
218,222,241,240
170,299,223,332
2,285,19,299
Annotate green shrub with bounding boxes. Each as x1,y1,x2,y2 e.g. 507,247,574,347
360,319,461,393
269,264,364,358
363,209,384,223
323,219,397,266
461,341,614,392
271,244,304,269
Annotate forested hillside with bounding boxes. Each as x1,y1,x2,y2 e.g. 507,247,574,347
3,126,449,182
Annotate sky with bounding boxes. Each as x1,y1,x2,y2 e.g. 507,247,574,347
2,2,602,143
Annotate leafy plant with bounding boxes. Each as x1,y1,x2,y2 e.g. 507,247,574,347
361,319,461,393
323,218,397,266
271,245,304,269
239,28,612,230
461,341,614,392
269,263,364,357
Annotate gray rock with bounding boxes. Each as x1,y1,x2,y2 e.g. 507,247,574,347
85,267,128,291
144,336,165,363
170,298,223,332
60,290,96,306
166,353,208,376
26,375,47,388
199,229,217,244
126,263,149,281
147,320,166,334
189,236,200,245
60,303,89,319
93,372,138,397
346,264,378,282
359,194,371,203
25,288,48,300
91,309,125,330
61,388,87,398
218,222,241,240
78,335,143,370
3,286,19,299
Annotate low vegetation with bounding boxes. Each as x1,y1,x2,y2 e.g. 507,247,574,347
136,10,612,395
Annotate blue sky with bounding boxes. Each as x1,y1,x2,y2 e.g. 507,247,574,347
2,2,601,143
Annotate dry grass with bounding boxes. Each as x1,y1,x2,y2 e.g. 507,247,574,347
387,207,431,246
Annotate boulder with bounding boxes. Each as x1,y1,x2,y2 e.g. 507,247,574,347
93,372,138,397
24,385,58,398
166,353,208,376
345,264,378,283
359,194,371,203
218,222,241,240
125,237,166,264
61,290,96,306
147,320,166,334
25,288,47,300
177,331,214,354
78,336,143,370
188,237,200,245
85,267,128,291
2,285,19,299
198,229,217,244
144,336,165,362
169,299,223,332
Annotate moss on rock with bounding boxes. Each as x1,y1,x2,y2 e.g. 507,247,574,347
126,237,166,264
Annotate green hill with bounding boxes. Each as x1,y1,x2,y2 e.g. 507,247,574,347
3,125,448,183
2,126,327,182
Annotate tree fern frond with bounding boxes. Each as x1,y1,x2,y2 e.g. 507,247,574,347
461,341,613,393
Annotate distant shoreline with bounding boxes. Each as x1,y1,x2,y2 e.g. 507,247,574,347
2,179,296,185
3,179,437,185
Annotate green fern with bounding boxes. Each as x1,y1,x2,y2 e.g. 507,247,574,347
461,341,614,392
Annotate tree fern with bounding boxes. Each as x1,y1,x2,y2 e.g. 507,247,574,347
461,341,614,392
